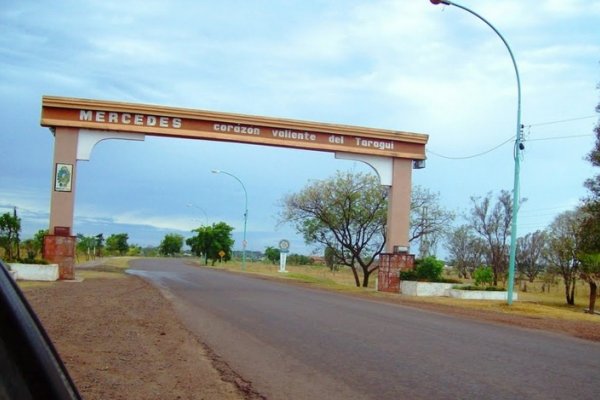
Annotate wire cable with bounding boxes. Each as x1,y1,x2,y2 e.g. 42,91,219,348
525,115,596,128
426,135,515,160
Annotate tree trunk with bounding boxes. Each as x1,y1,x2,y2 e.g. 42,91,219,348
588,282,597,314
350,266,360,287
566,278,576,305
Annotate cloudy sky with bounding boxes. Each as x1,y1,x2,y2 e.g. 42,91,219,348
1,0,598,256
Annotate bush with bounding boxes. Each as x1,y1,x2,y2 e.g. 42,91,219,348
399,269,418,281
473,266,494,287
400,256,445,282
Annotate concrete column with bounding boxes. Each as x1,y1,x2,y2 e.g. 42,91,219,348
386,158,412,253
44,127,79,279
48,127,79,233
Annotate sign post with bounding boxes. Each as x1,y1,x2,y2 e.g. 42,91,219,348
278,239,290,273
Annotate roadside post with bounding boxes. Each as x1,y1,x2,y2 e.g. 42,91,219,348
278,239,290,273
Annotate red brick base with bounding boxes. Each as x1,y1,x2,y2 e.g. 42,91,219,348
43,235,76,280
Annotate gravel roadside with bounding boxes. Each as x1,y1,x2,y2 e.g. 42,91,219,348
21,272,250,400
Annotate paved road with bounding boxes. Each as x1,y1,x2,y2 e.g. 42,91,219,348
129,259,600,400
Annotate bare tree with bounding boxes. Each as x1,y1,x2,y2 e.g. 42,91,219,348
545,210,583,305
516,230,547,283
445,225,486,279
410,186,455,257
468,190,515,286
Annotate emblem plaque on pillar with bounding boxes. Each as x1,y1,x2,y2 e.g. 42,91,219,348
54,163,73,192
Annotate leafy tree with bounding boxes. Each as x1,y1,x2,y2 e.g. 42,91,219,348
281,171,387,287
516,230,547,283
94,233,105,258
578,100,600,313
324,246,339,272
410,186,455,257
21,239,36,261
0,211,21,261
287,254,313,265
186,222,234,265
127,245,142,256
473,266,494,287
33,229,48,258
545,210,583,305
264,246,280,264
105,233,129,256
159,233,184,256
468,190,517,286
445,225,486,279
76,234,99,261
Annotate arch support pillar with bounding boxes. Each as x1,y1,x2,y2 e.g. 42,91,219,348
43,128,145,279
386,158,412,253
44,127,79,279
335,152,413,253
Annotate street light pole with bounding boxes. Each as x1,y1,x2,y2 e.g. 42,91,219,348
430,0,522,304
211,169,248,271
186,203,209,226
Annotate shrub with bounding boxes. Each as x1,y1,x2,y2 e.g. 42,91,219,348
399,269,418,281
400,256,445,282
473,266,494,287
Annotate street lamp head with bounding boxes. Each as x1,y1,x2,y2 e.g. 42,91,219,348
211,169,221,174
430,0,451,5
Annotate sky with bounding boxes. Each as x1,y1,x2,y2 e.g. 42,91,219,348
1,0,599,257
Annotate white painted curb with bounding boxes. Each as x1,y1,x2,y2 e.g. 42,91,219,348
9,263,60,281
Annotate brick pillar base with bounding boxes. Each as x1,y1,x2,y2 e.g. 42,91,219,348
378,253,415,293
43,235,76,280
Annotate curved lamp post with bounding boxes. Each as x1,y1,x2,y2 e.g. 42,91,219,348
186,203,209,226
211,169,248,271
430,0,523,305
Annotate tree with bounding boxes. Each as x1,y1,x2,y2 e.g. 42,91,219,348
33,229,48,258
578,99,600,313
468,190,517,286
0,211,21,261
545,210,583,305
76,234,99,260
159,233,184,256
186,222,234,265
287,254,313,265
280,171,387,287
324,246,339,272
410,186,455,257
516,230,547,283
106,233,129,256
264,246,280,264
445,225,486,279
473,266,494,287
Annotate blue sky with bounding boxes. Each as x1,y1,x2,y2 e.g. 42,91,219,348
1,0,599,256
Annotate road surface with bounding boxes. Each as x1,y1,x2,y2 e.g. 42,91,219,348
129,258,600,400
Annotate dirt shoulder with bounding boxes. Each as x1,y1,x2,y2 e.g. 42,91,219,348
21,271,251,400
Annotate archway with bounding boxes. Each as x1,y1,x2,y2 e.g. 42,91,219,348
41,96,428,278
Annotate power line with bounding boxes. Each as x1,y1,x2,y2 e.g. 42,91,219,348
427,115,597,160
426,135,515,160
526,133,593,142
525,115,597,128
